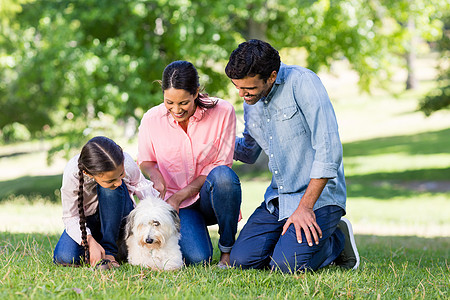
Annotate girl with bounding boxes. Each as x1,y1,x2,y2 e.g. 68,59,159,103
137,60,242,268
53,136,159,269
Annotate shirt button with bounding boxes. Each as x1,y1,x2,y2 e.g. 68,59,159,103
269,136,273,140
264,101,268,104
270,154,273,157
267,119,270,122
280,186,283,189
274,170,278,174
284,114,287,118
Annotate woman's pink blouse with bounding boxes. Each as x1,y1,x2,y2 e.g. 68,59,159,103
137,98,236,208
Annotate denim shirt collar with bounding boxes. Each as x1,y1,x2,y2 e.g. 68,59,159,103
262,63,287,105
275,62,288,85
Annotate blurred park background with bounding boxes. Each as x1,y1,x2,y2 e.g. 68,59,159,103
0,0,449,237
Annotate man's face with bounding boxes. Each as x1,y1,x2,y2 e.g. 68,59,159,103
231,72,277,105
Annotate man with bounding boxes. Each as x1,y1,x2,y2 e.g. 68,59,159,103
226,39,359,273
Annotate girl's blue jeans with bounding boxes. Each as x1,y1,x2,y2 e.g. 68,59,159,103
53,181,134,265
179,165,242,265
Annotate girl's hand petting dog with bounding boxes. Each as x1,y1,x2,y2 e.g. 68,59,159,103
152,178,167,199
87,235,106,266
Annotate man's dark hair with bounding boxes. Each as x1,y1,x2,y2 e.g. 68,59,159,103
225,39,281,81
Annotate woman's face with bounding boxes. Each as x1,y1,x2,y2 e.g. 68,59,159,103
90,163,125,190
163,87,198,125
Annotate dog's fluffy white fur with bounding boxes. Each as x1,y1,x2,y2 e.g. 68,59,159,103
119,196,183,271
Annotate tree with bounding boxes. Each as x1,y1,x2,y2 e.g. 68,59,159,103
218,0,448,91
418,14,450,116
1,0,239,158
0,0,448,159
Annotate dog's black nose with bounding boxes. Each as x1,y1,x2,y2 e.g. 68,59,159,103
145,237,154,244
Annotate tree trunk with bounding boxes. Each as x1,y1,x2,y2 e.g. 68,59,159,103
405,17,418,90
244,18,268,41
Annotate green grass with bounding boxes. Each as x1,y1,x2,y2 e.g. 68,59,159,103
1,56,449,298
0,232,448,299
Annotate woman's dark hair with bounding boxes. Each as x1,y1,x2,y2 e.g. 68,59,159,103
162,60,217,109
76,136,124,264
225,39,281,82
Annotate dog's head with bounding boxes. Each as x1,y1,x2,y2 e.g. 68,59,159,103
124,196,180,250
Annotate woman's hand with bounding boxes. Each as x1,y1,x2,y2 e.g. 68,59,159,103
87,235,105,266
166,175,207,212
166,193,184,213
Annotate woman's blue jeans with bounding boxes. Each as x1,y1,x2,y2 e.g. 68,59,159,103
53,181,134,265
179,165,242,265
230,201,345,273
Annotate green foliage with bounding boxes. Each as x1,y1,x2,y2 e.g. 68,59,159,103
419,14,450,115
0,122,30,142
0,0,449,158
419,84,450,115
0,0,241,156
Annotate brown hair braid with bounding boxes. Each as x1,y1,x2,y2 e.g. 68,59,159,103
77,168,89,264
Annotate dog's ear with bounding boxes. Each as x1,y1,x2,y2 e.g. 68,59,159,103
123,212,135,240
170,209,181,232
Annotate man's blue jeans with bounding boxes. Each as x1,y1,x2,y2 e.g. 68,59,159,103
178,165,242,265
53,181,134,265
230,200,345,273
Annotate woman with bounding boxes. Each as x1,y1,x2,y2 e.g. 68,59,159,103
53,136,159,269
137,60,241,267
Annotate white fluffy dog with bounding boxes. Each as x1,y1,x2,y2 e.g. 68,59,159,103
119,196,183,271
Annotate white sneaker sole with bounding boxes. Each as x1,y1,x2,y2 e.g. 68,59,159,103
340,217,360,270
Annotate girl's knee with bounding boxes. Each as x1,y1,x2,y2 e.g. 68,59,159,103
53,232,84,265
53,248,82,265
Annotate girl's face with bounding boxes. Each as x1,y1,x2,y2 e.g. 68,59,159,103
164,87,198,125
90,163,125,190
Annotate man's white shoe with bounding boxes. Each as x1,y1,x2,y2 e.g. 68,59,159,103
335,217,360,270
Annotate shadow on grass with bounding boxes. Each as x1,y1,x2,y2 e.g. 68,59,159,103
347,168,450,182
0,174,62,203
346,167,450,199
343,128,450,157
0,151,32,159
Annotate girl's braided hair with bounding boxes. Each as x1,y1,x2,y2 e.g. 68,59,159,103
77,136,124,264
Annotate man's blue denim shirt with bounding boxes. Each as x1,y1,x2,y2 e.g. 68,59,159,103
234,63,347,221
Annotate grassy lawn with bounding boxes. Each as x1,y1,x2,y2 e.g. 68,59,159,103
1,57,449,298
0,232,448,299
